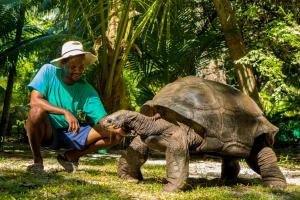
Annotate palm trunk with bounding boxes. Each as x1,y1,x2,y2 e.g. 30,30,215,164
212,0,260,104
0,6,25,148
96,1,130,113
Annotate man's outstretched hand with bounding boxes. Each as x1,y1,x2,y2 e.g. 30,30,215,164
111,128,124,141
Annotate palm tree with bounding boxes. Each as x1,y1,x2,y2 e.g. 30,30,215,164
125,1,225,105
0,3,25,147
0,1,64,148
56,0,196,112
212,0,260,103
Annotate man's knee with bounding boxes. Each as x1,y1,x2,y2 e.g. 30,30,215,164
26,107,48,127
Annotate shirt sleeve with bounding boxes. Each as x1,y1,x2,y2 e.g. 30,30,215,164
28,64,51,96
83,86,107,124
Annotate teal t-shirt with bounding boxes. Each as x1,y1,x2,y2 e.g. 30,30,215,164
28,64,107,129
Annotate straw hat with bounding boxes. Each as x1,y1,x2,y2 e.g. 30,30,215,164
50,41,97,67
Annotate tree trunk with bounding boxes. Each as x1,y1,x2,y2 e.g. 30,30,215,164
0,6,25,148
197,59,227,84
212,0,260,104
95,1,130,113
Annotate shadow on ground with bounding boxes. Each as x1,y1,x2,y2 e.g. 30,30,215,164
141,176,262,188
0,168,132,199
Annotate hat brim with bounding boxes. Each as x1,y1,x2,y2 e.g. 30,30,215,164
50,51,97,67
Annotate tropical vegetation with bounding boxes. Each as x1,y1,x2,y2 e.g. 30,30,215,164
0,0,299,146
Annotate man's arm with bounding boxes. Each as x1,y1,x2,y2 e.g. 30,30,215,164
30,89,80,133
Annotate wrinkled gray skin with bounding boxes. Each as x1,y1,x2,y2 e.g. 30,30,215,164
101,77,287,192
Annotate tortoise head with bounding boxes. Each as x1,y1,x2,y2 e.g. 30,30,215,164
101,110,138,136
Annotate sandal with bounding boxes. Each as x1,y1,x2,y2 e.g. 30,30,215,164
57,154,78,173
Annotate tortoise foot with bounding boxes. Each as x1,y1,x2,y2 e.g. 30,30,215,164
263,180,287,189
118,173,141,183
163,183,182,192
118,170,143,182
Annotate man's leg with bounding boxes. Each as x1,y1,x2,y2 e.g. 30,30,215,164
25,107,52,165
63,124,122,162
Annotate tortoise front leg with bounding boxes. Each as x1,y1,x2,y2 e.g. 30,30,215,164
146,131,189,192
248,135,286,188
165,143,189,192
256,147,286,188
118,136,148,181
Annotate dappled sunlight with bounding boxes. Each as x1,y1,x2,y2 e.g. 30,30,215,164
0,143,300,199
1,0,300,199
0,167,133,199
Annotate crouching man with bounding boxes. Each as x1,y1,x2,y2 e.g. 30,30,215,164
25,41,122,173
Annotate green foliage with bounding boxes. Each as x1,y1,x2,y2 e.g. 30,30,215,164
13,57,34,105
1,0,299,145
277,120,300,143
0,3,17,45
124,1,224,109
235,3,300,143
0,1,68,139
0,85,5,103
237,15,300,117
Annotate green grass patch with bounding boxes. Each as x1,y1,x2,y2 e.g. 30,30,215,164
0,145,300,199
278,154,300,169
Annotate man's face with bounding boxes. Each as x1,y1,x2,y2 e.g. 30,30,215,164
65,55,85,82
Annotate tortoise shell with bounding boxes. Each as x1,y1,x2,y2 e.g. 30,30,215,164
141,76,278,157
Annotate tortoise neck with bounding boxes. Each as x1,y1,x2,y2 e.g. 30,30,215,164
130,114,172,137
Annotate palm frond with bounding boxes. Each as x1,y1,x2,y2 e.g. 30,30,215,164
0,4,17,42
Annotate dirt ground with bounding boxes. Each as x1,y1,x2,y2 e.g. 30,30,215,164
1,145,300,186
92,152,300,186
145,159,300,186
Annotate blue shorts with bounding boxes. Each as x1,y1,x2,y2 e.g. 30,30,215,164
42,124,92,151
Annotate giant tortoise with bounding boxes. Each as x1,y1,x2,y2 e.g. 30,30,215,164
101,76,286,192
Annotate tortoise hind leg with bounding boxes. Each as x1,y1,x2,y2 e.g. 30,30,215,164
118,136,148,181
221,158,240,180
247,135,286,188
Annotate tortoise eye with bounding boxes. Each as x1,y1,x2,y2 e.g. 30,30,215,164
106,119,112,124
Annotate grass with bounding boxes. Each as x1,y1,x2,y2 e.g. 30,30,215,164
0,143,300,200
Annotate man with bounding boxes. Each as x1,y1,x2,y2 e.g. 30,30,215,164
25,41,122,173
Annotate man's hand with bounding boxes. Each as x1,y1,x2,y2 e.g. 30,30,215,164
113,128,124,139
64,110,80,134
109,128,123,145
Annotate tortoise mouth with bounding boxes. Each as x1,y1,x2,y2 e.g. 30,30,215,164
101,122,120,130
105,125,117,131
102,124,138,137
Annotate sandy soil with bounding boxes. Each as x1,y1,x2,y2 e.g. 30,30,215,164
145,159,300,185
